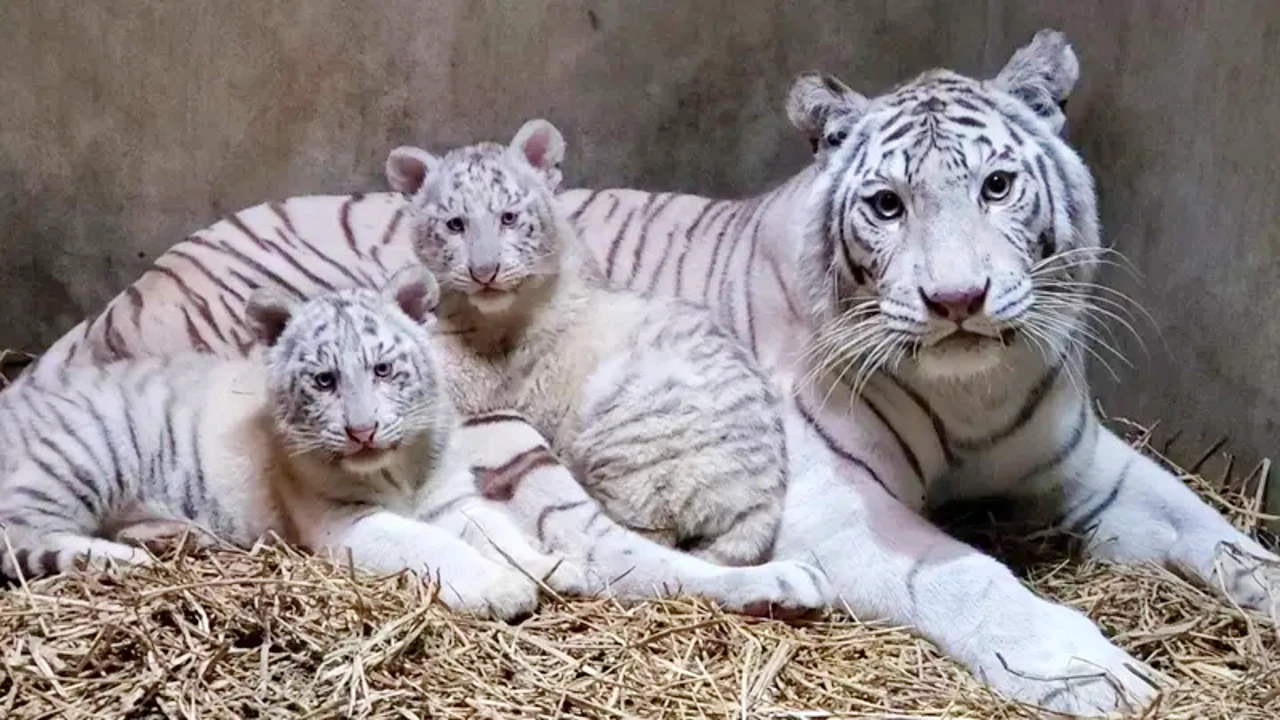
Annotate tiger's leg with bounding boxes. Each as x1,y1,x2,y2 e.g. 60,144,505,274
1059,427,1279,612
470,412,832,614
298,502,540,621
775,412,1160,717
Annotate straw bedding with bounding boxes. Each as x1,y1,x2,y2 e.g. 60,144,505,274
0,396,1275,718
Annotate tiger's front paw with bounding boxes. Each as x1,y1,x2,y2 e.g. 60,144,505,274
714,560,834,619
513,551,592,597
1213,546,1280,615
437,565,540,621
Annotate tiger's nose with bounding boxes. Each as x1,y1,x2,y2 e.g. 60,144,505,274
345,424,378,446
469,262,499,284
920,281,989,322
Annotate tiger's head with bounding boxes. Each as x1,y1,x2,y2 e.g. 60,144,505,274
788,29,1100,386
385,119,572,317
246,266,450,475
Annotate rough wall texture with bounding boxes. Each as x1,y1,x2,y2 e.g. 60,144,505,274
1,2,1277,505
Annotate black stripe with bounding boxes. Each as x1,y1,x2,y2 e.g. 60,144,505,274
953,361,1064,451
1015,401,1092,486
12,486,69,518
340,195,365,257
80,398,125,505
187,404,208,521
884,375,955,467
31,443,97,517
862,394,923,482
626,193,679,287
795,398,897,500
603,208,638,276
152,266,229,344
567,190,603,223
1068,458,1132,533
167,246,249,302
535,501,587,543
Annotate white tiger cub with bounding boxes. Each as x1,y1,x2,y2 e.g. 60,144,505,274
0,269,554,619
384,120,798,570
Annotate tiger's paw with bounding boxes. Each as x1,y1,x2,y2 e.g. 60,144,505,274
714,560,834,620
971,601,1165,717
437,565,541,622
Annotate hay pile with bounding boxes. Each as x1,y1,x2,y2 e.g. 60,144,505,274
1,421,1276,718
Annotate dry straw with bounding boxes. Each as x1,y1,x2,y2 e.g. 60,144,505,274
0,417,1275,719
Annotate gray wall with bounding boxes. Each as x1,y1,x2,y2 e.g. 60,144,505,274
1,2,1277,505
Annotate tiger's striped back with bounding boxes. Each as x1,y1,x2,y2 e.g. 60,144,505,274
31,193,414,377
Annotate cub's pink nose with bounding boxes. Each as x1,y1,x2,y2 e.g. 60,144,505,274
345,424,378,446
469,262,499,284
920,282,989,322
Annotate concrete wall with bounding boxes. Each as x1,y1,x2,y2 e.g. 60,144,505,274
1,2,1277,503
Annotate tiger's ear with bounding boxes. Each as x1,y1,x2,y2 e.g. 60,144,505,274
246,288,300,347
786,71,868,155
991,28,1079,135
511,118,566,191
383,265,439,325
386,146,440,195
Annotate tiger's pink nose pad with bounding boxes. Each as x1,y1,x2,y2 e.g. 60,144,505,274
469,263,499,284
920,281,989,322
345,424,378,446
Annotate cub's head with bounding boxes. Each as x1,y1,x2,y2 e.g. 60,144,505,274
788,29,1099,385
246,266,447,474
385,119,569,316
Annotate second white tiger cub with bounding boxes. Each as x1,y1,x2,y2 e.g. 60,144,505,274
387,119,790,568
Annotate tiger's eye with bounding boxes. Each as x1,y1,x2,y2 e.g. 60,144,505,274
445,217,465,233
982,171,1014,202
313,371,336,391
373,362,392,378
868,190,904,220
499,211,518,227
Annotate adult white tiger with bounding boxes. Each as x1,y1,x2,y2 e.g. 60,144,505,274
20,28,1278,715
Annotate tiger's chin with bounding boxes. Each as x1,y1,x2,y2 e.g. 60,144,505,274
466,289,520,315
337,446,400,474
912,332,1012,381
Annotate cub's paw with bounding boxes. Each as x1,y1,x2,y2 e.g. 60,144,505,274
717,560,834,620
974,603,1164,717
437,566,540,622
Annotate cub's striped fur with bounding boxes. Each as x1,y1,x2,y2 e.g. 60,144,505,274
385,119,791,568
0,269,558,619
461,410,830,615
21,28,1280,716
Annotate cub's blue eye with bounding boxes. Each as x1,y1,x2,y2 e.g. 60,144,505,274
373,362,392,378
445,217,465,233
500,211,518,227
313,371,336,391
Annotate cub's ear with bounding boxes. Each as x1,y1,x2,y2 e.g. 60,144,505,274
246,288,300,346
510,118,566,191
383,264,439,325
386,145,441,195
991,28,1079,135
785,71,868,155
